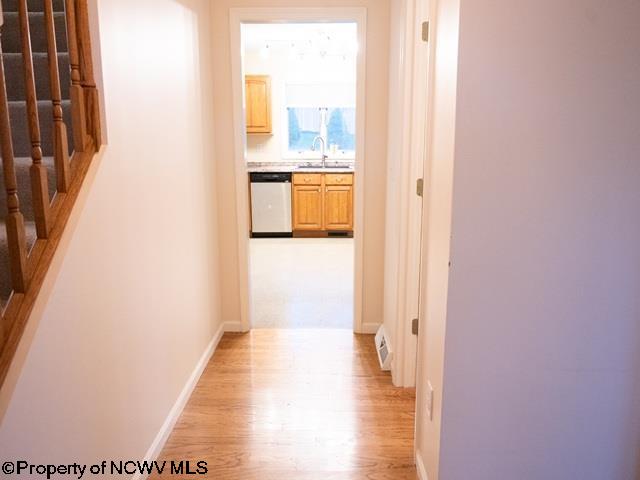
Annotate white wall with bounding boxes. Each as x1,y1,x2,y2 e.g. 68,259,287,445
0,0,222,470
244,45,356,163
416,0,640,478
212,0,390,330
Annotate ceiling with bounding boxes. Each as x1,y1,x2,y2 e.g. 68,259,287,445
242,23,358,58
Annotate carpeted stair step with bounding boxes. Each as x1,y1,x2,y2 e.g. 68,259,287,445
3,52,71,102
0,218,37,309
0,152,56,198
0,0,71,308
1,12,68,54
9,99,74,157
0,155,57,219
0,154,57,306
2,0,66,12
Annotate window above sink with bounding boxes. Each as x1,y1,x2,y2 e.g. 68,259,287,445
283,83,356,160
242,23,358,165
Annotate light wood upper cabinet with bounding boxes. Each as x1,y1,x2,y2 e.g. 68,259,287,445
245,75,272,134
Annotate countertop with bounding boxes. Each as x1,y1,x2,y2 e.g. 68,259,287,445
247,162,355,174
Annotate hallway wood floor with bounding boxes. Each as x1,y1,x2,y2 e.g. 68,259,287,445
152,330,418,479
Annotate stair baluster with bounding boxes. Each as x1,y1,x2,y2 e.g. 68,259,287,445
18,0,50,238
0,31,28,294
75,0,100,147
0,0,102,388
44,0,70,192
64,0,86,153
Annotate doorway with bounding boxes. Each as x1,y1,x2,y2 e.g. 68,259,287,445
229,9,367,332
243,22,357,329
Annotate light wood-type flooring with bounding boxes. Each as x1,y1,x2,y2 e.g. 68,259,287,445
151,329,418,479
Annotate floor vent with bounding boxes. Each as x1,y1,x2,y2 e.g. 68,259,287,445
375,326,393,371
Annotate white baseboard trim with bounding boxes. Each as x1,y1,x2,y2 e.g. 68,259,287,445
360,322,381,334
223,320,244,332
416,449,429,480
132,322,225,480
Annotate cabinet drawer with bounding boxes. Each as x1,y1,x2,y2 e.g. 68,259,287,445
293,173,323,185
325,173,353,186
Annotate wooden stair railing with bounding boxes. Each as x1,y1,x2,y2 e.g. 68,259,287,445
45,0,70,192
0,39,27,295
0,0,102,388
64,0,86,152
18,0,51,239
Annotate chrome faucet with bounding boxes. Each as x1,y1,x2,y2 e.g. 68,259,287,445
311,136,328,168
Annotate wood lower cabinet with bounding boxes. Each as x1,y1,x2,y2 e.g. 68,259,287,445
293,173,354,234
293,185,324,231
324,185,353,231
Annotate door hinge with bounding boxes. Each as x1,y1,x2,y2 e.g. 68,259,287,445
416,178,424,197
421,21,430,42
412,318,420,336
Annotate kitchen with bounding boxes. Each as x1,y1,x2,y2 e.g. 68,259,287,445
242,23,358,329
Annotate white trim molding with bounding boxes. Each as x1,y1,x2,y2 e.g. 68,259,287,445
228,7,368,334
387,0,432,389
222,321,244,333
361,322,382,335
132,323,225,480
416,449,429,480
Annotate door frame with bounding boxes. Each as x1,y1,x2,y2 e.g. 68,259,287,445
229,7,368,333
384,0,433,388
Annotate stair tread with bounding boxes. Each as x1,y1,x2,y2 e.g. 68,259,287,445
2,11,69,54
8,98,71,105
1,52,69,59
2,0,66,12
2,52,72,102
8,99,74,157
0,217,38,310
0,154,58,226
2,11,67,17
0,155,56,165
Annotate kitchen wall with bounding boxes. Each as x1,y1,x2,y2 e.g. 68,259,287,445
416,0,640,478
0,0,222,468
212,0,391,330
245,43,356,163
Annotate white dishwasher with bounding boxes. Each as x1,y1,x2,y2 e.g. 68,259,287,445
250,172,292,237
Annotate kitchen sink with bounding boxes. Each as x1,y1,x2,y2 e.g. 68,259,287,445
295,165,354,171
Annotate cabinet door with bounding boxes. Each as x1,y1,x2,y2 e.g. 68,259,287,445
324,185,353,231
245,76,271,134
293,185,324,231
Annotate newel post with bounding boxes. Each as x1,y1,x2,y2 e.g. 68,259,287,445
74,0,101,148
64,0,86,152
